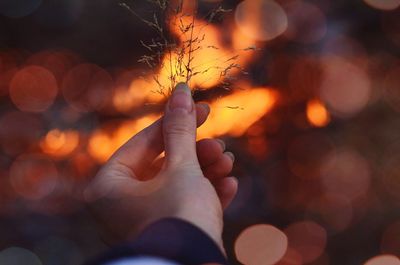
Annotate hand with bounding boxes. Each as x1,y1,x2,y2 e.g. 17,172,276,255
85,83,238,251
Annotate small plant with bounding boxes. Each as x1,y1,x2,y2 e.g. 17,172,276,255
119,0,253,97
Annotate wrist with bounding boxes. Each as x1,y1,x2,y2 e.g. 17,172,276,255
173,208,225,254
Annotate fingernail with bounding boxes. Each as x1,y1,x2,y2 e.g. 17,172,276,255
169,83,193,112
231,176,239,185
216,139,226,151
198,102,210,114
225,151,235,162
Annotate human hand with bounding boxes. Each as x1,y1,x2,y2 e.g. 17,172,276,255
85,83,238,251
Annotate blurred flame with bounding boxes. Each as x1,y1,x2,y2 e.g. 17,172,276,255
40,129,79,158
88,115,160,163
112,9,261,112
96,87,277,163
198,87,278,138
306,99,330,127
165,15,246,89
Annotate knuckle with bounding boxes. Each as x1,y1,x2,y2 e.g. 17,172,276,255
164,120,195,137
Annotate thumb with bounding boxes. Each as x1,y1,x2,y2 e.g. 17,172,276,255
163,83,198,167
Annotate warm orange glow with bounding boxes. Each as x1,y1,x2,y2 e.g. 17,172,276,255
112,10,263,112
235,224,288,265
113,79,153,112
88,115,160,163
306,99,330,127
165,16,244,89
198,88,278,138
40,129,79,158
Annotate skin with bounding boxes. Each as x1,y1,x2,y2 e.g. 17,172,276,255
85,83,238,252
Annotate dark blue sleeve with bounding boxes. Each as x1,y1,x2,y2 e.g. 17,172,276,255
86,218,228,265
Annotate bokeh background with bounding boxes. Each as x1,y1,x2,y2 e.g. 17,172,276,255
1,0,400,264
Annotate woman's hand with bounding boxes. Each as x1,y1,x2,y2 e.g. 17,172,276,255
85,83,237,251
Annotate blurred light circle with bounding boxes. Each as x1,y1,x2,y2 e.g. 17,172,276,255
276,248,303,265
381,221,400,256
40,129,80,159
320,56,371,118
321,149,371,201
364,255,400,265
364,0,400,10
306,99,331,127
307,193,353,233
9,154,58,200
383,66,400,112
25,50,81,85
0,111,43,155
235,224,288,265
0,0,42,18
284,221,327,264
284,1,327,43
10,66,58,112
62,64,113,112
235,0,288,41
0,247,42,265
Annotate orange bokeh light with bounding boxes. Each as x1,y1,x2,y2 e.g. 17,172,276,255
10,66,58,112
364,255,400,265
284,221,327,264
320,56,371,118
0,111,44,155
9,154,58,200
306,99,330,127
62,63,113,112
307,193,353,233
25,49,81,84
320,149,371,201
40,129,80,159
235,0,288,42
235,224,288,265
284,1,327,44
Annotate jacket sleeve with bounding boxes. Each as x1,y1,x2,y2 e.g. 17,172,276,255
86,218,228,265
